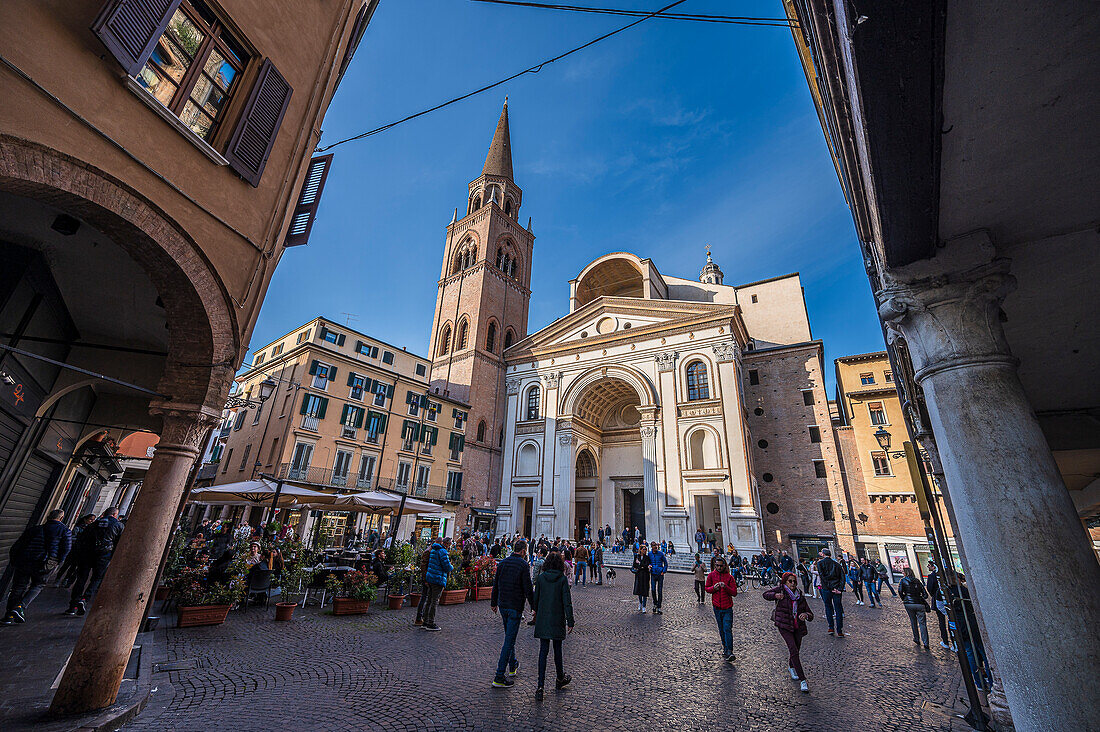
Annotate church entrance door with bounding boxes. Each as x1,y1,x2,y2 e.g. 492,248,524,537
625,490,645,542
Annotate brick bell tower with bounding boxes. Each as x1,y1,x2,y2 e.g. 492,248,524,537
428,100,533,513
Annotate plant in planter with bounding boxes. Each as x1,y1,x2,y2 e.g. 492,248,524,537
470,556,497,601
172,565,247,628
441,567,469,605
329,570,378,615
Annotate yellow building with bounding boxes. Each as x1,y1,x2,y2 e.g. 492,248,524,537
208,317,471,542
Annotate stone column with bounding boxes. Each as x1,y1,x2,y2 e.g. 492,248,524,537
498,377,522,530
877,236,1100,732
553,430,575,540
654,352,682,507
539,372,562,508
639,422,660,542
50,403,218,715
117,481,140,515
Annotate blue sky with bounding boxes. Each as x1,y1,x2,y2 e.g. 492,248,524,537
251,0,885,392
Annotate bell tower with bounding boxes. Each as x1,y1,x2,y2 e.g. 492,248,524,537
428,101,533,510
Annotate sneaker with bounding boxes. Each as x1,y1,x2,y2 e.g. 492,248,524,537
640,607,647,614
836,631,845,637
507,661,519,677
65,606,77,616
11,607,25,623
654,609,662,615
423,624,441,632
75,600,86,616
827,629,834,635
0,615,12,626
789,667,799,680
555,674,572,689
939,641,951,650
800,680,809,693
492,676,514,688
534,687,544,701
725,654,736,663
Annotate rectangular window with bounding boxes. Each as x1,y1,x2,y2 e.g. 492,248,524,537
332,450,352,485
813,460,827,478
448,432,465,461
251,401,262,425
860,372,875,386
356,454,376,489
290,442,313,480
407,395,419,417
415,465,430,491
135,1,251,142
872,451,892,476
254,352,265,365
222,447,233,473
416,363,427,376
267,437,279,467
234,410,246,430
809,426,821,443
427,401,440,422
348,374,364,401
382,351,395,365
884,371,893,383
453,410,467,430
446,471,463,501
750,294,758,303
802,390,815,406
748,369,759,386
365,411,386,444
396,461,412,489
868,401,888,426
297,330,310,345
321,328,340,344
272,343,283,356
311,361,332,389
373,383,388,407
238,443,252,471
820,501,834,522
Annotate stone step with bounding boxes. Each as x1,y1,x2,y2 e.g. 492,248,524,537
603,552,697,574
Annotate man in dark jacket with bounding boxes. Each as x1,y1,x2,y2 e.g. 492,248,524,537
925,561,951,648
421,537,452,631
859,557,880,607
490,539,534,687
647,542,669,614
66,507,123,616
2,509,71,624
815,549,846,636
779,550,795,573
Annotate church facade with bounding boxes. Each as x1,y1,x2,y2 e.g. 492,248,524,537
431,105,850,555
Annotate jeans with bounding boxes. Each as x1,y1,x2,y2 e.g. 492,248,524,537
864,580,879,605
694,580,706,603
712,606,733,655
593,561,602,583
6,565,52,613
960,639,992,690
697,540,705,553
904,604,929,645
495,608,521,678
574,561,587,586
850,578,863,603
650,574,664,609
537,638,564,687
779,628,805,680
822,590,844,633
69,556,111,607
877,575,897,596
422,582,444,626
415,583,428,621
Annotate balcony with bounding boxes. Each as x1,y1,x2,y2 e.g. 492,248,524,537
301,415,319,431
275,465,459,504
341,425,357,440
196,462,219,481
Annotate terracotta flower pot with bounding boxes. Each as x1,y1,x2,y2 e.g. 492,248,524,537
440,588,467,605
177,604,232,628
274,602,297,621
407,592,422,607
387,594,406,610
332,598,370,615
475,585,493,601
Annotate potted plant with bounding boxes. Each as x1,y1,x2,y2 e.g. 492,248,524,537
471,556,497,601
173,565,246,628
158,527,190,601
441,569,469,605
329,571,377,615
385,542,415,610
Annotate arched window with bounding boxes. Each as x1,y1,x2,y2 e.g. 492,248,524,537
504,198,513,215
472,195,481,212
457,320,469,350
476,420,486,443
453,238,477,274
686,361,710,401
688,428,717,469
525,385,541,420
503,329,515,349
576,450,596,478
437,324,451,356
486,322,496,352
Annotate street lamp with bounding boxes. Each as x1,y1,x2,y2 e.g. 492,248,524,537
224,376,276,409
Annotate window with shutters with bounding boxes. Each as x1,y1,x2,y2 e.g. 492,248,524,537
448,432,465,461
348,373,365,401
446,471,463,501
453,410,467,430
356,453,376,489
284,154,333,247
222,448,233,473
300,393,327,418
407,391,420,417
134,1,251,142
415,465,430,492
427,401,440,422
372,382,388,407
254,352,266,366
365,411,386,444
297,330,310,345
311,361,333,389
234,410,246,430
396,462,412,489
321,327,343,344
272,342,284,356
382,351,395,365
238,443,252,471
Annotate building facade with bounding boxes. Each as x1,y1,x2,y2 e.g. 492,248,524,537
0,0,377,713
494,251,848,555
209,317,470,539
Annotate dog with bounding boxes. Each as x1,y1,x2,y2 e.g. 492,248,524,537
605,567,617,586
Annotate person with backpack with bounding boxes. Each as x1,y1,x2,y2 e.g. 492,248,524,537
532,550,574,701
815,549,846,636
898,567,931,648
66,507,122,616
2,509,71,624
647,541,669,615
763,571,814,692
420,536,452,631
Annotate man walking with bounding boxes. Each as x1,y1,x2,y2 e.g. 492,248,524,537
815,549,846,637
647,541,668,614
695,527,706,554
421,536,453,631
490,539,535,688
874,558,897,597
592,541,604,585
859,557,880,607
2,509,71,624
66,507,123,616
573,542,588,587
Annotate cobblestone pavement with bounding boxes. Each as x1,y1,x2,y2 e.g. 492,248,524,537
126,574,970,731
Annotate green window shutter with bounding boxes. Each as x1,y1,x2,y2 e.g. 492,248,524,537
363,377,374,392
347,371,357,387
328,366,337,382
300,395,311,415
340,404,350,423
309,360,319,375
406,391,418,406
419,394,431,409
402,419,420,441
316,397,328,419
337,333,346,346
385,384,393,399
428,426,438,445
379,413,388,432
353,407,364,428
449,432,458,450
457,435,465,452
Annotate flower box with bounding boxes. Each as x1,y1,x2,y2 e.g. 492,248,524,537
332,598,370,615
387,594,406,610
440,589,467,605
177,604,232,628
475,585,493,601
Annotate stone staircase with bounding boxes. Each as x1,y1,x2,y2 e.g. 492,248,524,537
603,550,697,574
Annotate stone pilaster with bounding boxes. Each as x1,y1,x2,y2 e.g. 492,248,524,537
876,235,1100,732
553,430,576,540
639,422,660,542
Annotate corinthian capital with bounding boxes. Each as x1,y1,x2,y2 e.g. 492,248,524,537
540,371,563,389
711,340,741,363
875,239,1016,382
654,351,679,372
505,377,522,395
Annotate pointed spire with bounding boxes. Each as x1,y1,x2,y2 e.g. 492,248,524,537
527,216,533,233
450,207,458,224
481,99,514,180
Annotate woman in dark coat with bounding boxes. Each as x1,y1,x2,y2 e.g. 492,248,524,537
532,551,574,700
631,548,651,613
762,571,814,693
898,567,930,648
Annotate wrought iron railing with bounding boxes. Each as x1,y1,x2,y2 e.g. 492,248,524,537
275,464,459,503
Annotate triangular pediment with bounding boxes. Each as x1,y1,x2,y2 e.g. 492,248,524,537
506,296,740,357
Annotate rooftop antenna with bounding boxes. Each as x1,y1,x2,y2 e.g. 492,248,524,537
341,312,359,327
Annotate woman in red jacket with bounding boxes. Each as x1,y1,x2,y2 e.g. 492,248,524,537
704,555,737,663
763,571,814,692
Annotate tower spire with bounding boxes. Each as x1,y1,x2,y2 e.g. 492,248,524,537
481,100,514,180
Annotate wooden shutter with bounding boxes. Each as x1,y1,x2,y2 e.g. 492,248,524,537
327,366,337,381
319,326,328,340
423,426,438,446
384,383,393,399
340,404,350,424
284,154,333,247
92,0,182,76
300,394,311,415
353,408,364,428
316,397,328,419
347,371,357,387
337,333,346,346
225,58,292,187
337,1,376,82
309,360,319,375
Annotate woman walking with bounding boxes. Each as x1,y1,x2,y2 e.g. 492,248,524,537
532,551,574,701
762,571,814,692
692,553,707,604
898,567,931,648
631,546,651,613
847,561,865,605
705,555,737,662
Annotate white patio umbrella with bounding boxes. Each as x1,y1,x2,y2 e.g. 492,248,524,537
329,491,442,515
189,478,333,506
